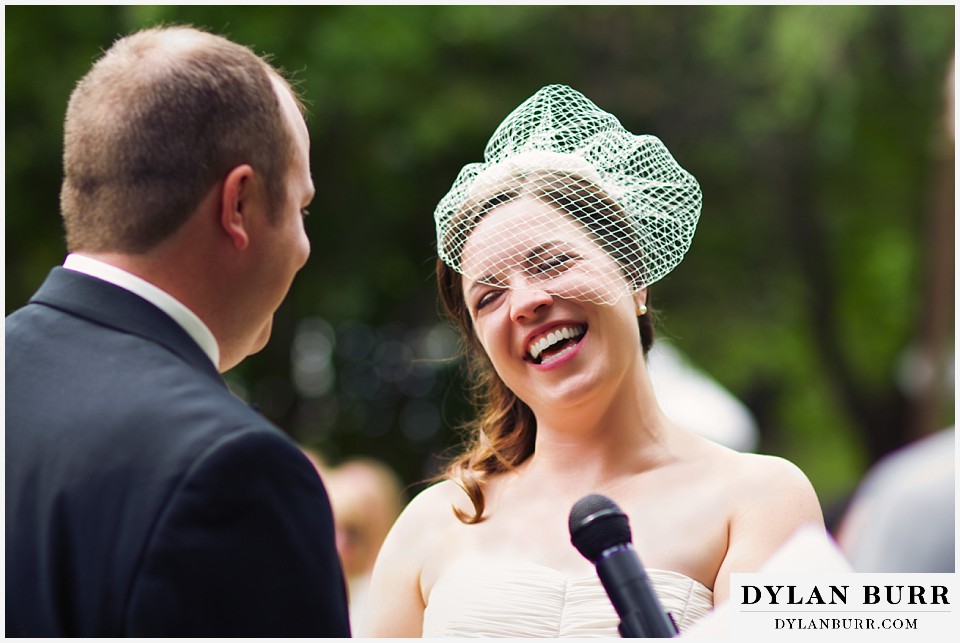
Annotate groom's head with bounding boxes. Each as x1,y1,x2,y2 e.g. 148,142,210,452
60,25,299,254
58,25,315,372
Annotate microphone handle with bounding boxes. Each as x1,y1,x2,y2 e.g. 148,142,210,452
596,545,678,638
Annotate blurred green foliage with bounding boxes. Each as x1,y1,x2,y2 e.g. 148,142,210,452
5,5,954,513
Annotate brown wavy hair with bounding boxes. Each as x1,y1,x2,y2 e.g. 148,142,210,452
435,169,655,523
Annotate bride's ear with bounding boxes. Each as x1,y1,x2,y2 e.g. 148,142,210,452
219,164,256,250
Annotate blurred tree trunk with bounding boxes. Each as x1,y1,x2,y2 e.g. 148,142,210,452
907,97,955,441
771,129,911,463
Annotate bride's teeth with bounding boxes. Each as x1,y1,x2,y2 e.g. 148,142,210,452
528,326,584,361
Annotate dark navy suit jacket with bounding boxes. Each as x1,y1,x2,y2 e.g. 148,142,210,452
5,268,351,637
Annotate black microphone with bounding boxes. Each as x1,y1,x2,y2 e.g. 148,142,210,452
569,494,678,638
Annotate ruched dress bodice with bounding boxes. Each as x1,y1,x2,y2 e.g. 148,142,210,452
422,558,713,637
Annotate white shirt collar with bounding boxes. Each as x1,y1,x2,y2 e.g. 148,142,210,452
63,254,221,369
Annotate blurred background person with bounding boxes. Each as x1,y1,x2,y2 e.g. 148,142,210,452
322,457,407,627
836,426,955,572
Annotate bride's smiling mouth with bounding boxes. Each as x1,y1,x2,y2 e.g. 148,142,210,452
525,324,587,365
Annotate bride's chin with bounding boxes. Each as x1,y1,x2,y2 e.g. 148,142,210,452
527,379,603,414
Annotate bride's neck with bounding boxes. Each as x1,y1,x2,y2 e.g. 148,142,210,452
529,403,673,485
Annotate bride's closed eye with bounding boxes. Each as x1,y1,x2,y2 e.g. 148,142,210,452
475,289,504,311
528,252,577,276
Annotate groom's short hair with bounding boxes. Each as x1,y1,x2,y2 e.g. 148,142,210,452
60,25,302,253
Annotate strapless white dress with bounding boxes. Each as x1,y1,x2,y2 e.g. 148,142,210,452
422,559,713,637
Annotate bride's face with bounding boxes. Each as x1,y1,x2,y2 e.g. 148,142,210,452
460,197,644,410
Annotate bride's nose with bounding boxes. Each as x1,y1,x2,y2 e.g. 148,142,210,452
508,286,553,322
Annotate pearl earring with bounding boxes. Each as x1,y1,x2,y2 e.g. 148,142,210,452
637,303,648,316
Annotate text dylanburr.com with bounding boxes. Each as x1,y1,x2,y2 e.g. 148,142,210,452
730,574,957,639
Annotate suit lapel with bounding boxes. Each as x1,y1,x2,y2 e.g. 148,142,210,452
28,267,224,385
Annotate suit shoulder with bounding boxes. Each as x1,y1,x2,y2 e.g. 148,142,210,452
185,422,309,474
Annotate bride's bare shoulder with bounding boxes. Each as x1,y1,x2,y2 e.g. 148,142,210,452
732,449,815,488
691,434,810,480
704,445,823,522
392,478,473,530
687,436,820,505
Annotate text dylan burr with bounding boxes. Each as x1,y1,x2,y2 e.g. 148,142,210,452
742,585,949,606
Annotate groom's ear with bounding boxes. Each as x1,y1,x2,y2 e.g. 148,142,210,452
219,164,256,250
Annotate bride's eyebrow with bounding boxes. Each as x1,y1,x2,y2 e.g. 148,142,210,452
467,272,507,296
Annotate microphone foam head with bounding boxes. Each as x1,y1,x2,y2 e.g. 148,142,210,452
568,494,632,562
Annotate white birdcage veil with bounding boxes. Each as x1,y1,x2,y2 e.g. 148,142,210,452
434,84,702,306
